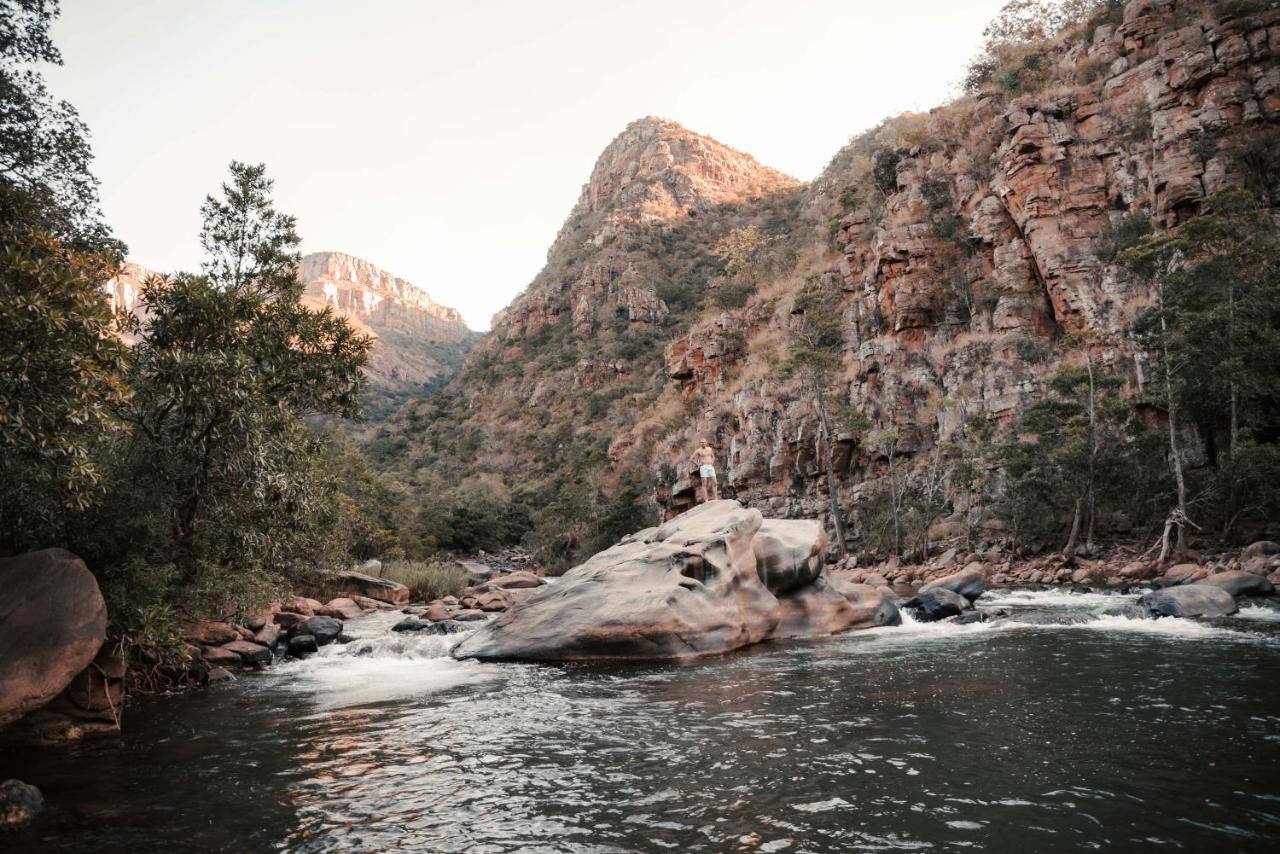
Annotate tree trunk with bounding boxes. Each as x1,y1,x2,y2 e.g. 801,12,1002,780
1064,496,1083,558
816,386,847,561
1159,287,1188,554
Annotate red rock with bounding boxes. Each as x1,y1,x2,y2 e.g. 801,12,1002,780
338,570,410,606
221,640,272,665
253,623,281,647
201,646,242,667
0,549,107,727
318,597,363,621
184,621,239,646
273,612,307,629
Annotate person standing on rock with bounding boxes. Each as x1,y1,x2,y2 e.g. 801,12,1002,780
691,439,720,505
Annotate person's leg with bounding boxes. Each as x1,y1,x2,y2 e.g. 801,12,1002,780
709,475,719,501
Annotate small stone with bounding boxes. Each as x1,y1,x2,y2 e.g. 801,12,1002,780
206,667,235,684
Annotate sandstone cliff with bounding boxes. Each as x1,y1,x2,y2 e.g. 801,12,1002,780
371,0,1280,559
298,252,479,415
104,253,478,415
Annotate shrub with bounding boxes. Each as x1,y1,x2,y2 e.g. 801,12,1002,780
378,560,469,602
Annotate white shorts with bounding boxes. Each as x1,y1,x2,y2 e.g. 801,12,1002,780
699,465,716,479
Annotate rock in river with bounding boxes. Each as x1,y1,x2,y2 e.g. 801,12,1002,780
919,564,986,602
452,500,898,662
0,779,45,829
0,549,107,726
291,616,343,646
1197,570,1274,598
1139,584,1238,618
905,587,970,622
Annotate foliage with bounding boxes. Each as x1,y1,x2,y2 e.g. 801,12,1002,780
84,163,372,615
962,0,1105,95
0,1,128,554
377,559,469,602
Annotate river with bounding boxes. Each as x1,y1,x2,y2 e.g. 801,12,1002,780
3,587,1279,852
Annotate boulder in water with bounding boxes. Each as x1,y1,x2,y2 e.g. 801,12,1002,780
0,779,45,829
906,587,970,622
292,616,343,645
1198,570,1274,598
919,564,985,602
1140,584,1238,618
221,640,272,666
318,597,364,620
1101,604,1151,620
0,549,108,727
288,635,319,657
453,501,897,662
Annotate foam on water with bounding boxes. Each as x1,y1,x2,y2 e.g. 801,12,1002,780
978,587,1144,609
1236,604,1280,623
259,611,498,709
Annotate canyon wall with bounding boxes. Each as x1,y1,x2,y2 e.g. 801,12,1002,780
373,0,1280,553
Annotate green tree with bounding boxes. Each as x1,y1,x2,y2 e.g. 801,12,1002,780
104,162,371,606
785,277,850,558
1123,190,1280,544
0,0,128,553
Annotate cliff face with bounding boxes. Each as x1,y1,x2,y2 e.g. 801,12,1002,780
648,0,1280,525
103,253,477,415
298,252,479,415
374,0,1279,551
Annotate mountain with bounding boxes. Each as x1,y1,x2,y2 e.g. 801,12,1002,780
103,253,478,415
297,252,479,416
368,0,1280,562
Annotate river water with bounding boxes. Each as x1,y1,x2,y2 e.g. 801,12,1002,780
3,587,1280,853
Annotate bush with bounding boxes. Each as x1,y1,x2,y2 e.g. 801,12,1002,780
378,560,469,601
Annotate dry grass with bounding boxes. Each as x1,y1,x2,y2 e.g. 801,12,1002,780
378,560,469,602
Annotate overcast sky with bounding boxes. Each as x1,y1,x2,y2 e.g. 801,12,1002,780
49,0,1007,329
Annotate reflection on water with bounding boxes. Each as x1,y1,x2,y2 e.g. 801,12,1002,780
3,591,1279,852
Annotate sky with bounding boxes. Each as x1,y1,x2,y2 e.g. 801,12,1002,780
49,0,1008,330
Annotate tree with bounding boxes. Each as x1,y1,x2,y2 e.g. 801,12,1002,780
0,0,128,553
785,277,850,559
1123,190,1280,544
105,162,371,605
712,225,766,308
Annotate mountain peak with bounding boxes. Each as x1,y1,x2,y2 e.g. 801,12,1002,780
549,117,800,256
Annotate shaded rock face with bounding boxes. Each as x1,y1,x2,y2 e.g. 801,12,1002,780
0,549,107,727
453,501,898,662
0,779,44,829
1140,584,1238,618
920,565,986,602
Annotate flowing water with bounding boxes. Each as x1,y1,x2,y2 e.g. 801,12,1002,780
4,587,1280,853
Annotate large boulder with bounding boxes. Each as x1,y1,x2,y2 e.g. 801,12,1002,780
1198,570,1275,598
919,563,986,602
0,549,107,727
1241,541,1280,560
453,501,898,662
291,615,343,645
1140,584,1238,618
337,570,409,606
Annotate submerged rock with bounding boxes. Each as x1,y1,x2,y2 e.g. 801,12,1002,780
0,779,44,829
1197,570,1274,598
0,549,108,727
453,501,898,662
1140,584,1238,618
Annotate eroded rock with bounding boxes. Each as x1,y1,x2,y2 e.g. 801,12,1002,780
338,570,410,606
1198,570,1275,598
453,501,897,662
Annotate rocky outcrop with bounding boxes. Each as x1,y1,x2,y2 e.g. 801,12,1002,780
0,549,107,727
452,500,898,662
338,570,410,605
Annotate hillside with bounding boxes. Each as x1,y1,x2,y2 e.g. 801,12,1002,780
104,252,479,416
369,0,1280,565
